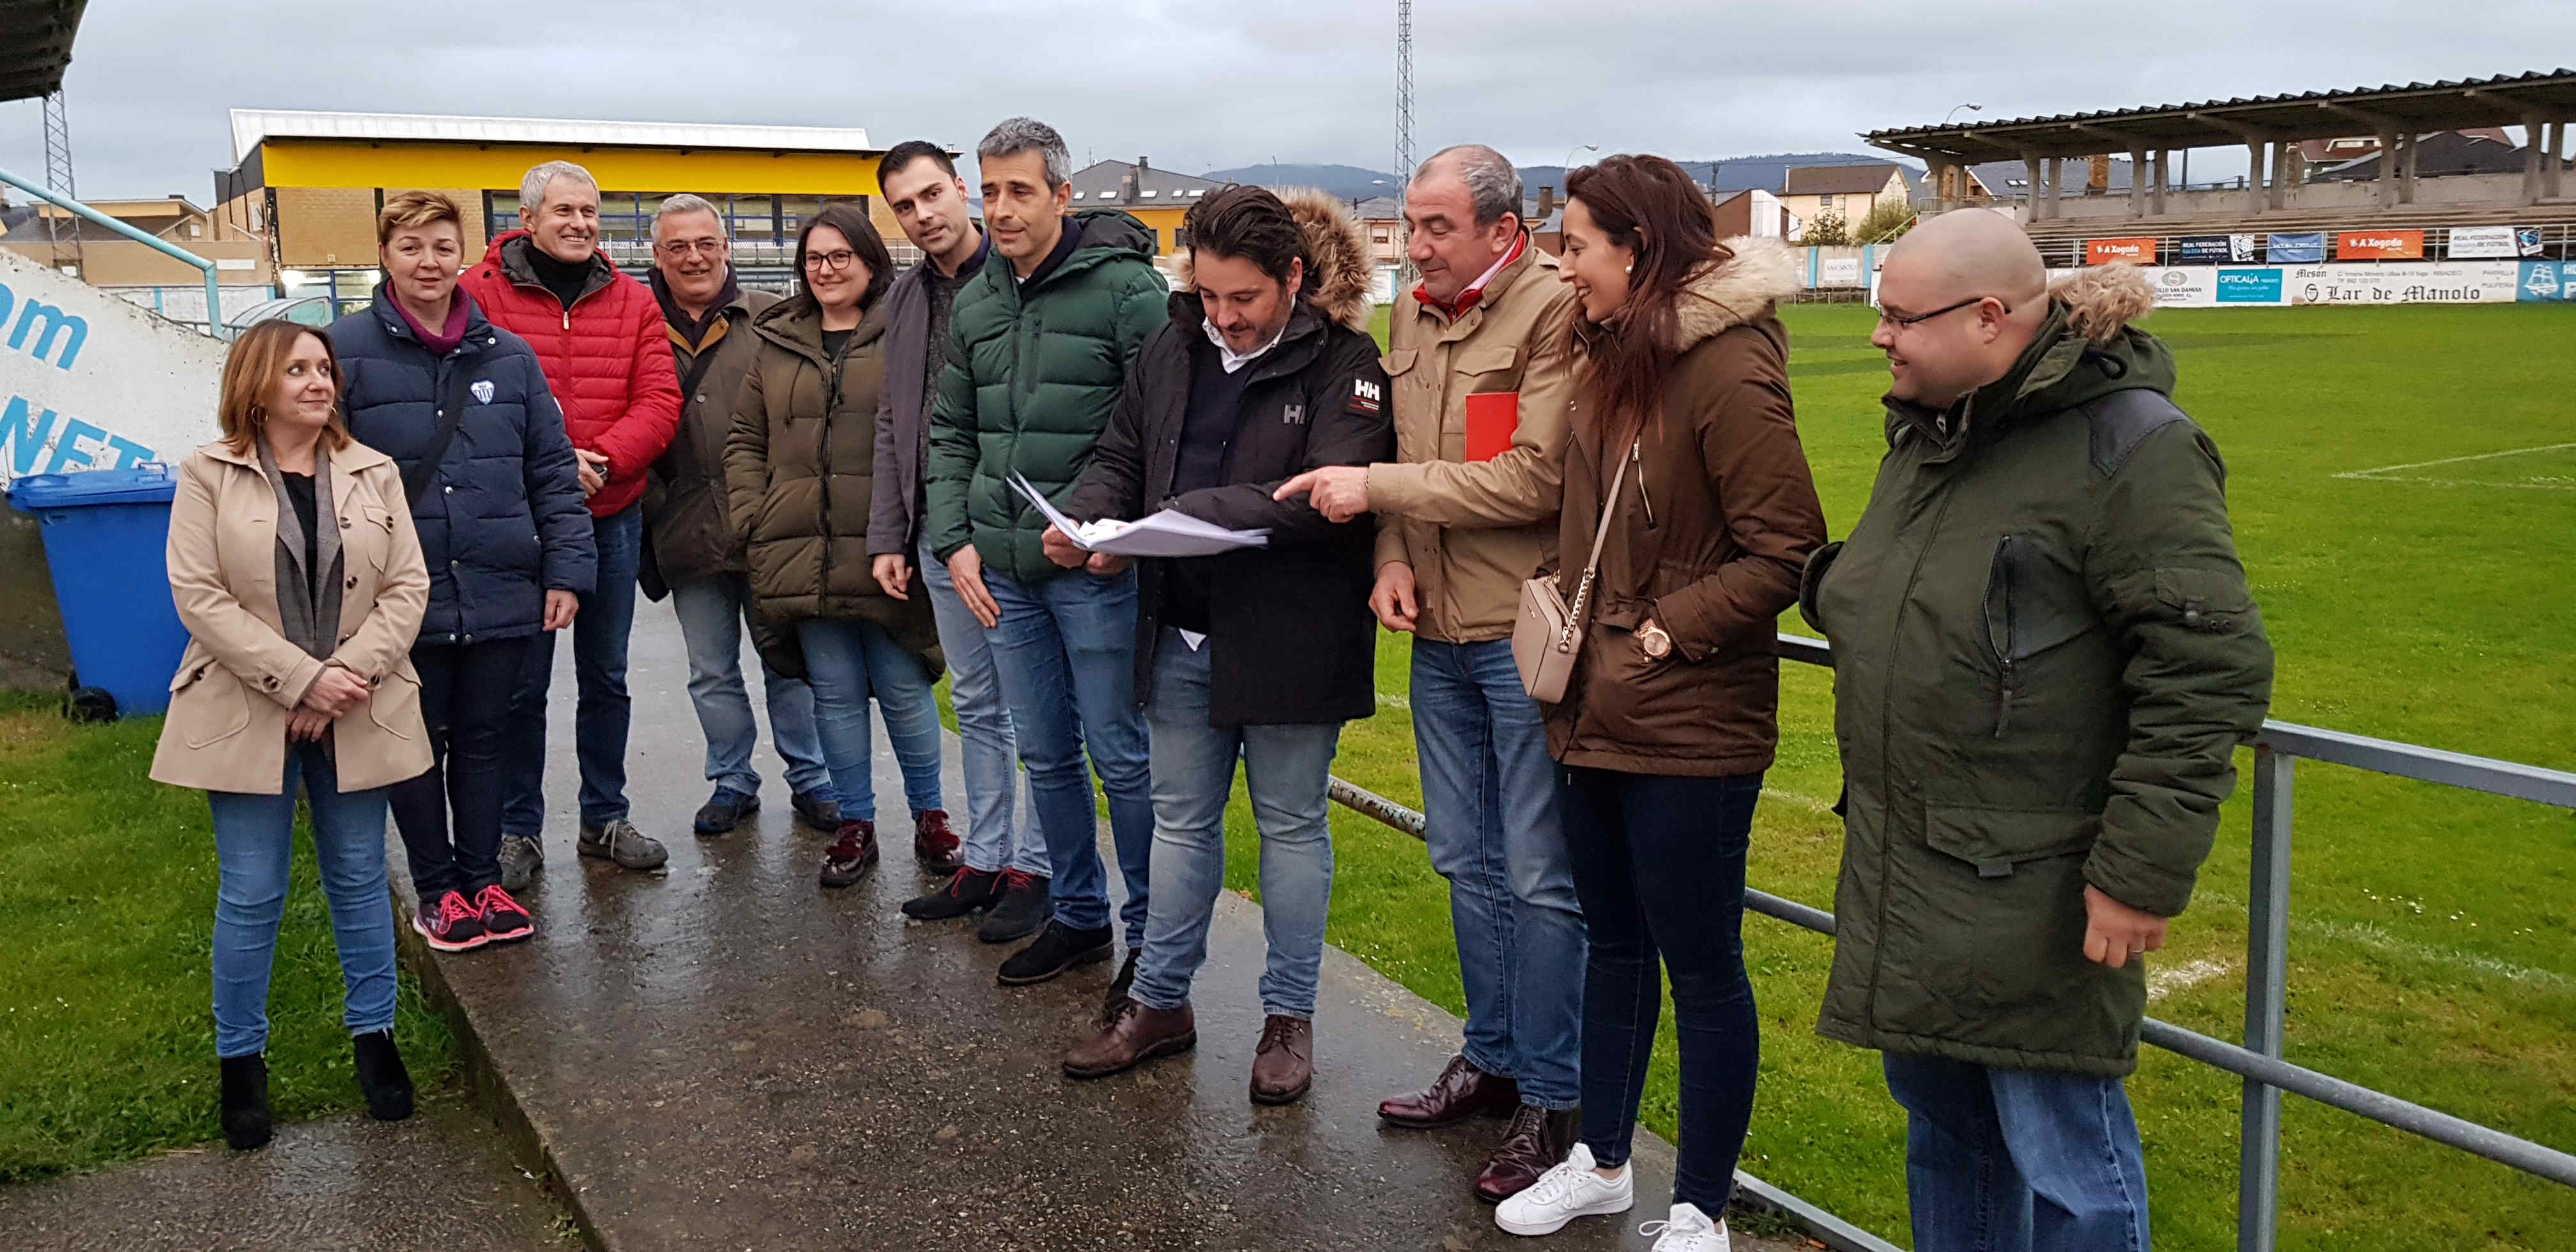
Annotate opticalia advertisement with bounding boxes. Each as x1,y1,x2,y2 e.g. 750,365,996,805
2087,237,2158,264
2517,261,2576,301
2267,233,2327,264
2337,230,2426,261
2285,261,2519,305
2448,226,2546,259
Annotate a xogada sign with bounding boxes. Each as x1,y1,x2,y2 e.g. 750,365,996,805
0,247,225,483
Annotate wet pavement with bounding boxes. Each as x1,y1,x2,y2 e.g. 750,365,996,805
0,1097,571,1251
394,607,1798,1251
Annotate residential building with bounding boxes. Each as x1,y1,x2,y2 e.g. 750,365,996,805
1064,157,1228,255
1712,189,1798,240
1777,164,1911,231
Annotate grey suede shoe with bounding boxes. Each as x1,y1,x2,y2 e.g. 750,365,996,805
578,819,668,871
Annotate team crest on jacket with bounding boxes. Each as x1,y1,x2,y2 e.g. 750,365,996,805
1348,378,1382,416
471,379,496,406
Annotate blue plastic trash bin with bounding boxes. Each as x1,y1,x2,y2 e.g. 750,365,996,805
6,464,192,719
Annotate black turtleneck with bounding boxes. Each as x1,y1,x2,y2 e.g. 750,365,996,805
525,243,594,310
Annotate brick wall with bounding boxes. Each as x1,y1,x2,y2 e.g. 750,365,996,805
275,185,495,267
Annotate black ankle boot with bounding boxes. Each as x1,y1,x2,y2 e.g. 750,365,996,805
352,1030,415,1122
219,1054,272,1150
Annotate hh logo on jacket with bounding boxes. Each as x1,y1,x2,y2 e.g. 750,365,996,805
1347,378,1381,416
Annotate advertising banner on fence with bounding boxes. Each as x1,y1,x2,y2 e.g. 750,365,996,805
2048,266,2289,308
2286,261,2518,305
2216,268,2287,303
2087,237,2158,265
2338,230,2426,260
1820,257,1863,287
2267,233,2326,264
2448,226,2545,259
2518,261,2575,301
2176,234,2260,264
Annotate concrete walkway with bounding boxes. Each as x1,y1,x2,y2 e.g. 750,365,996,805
394,609,1797,1251
0,1097,571,1251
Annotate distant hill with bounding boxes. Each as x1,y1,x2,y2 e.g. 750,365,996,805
1208,152,1918,210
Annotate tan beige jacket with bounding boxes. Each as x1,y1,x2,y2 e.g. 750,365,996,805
150,440,433,795
1367,241,1581,643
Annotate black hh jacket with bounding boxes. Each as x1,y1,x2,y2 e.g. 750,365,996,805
1068,292,1393,726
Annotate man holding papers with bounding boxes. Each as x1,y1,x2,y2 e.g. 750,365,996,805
1275,144,1586,1202
1051,186,1391,1104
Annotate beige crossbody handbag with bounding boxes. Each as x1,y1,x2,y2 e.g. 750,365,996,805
1512,453,1630,704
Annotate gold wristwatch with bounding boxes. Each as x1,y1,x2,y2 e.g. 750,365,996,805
1637,619,1673,660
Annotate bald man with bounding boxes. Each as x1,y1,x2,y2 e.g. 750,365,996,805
1798,211,2273,1251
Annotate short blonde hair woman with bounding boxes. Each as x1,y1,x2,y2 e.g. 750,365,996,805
148,319,434,1150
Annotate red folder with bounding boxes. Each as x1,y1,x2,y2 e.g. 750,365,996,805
1464,392,1520,462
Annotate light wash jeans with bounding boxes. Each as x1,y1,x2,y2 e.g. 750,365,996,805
919,536,1042,874
1409,637,1586,1110
981,565,1152,945
1883,1052,2154,1252
1128,630,1341,1019
206,742,397,1058
793,618,944,823
668,572,830,799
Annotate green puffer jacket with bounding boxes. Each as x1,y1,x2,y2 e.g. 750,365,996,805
723,298,941,672
1799,268,2274,1078
924,210,1168,583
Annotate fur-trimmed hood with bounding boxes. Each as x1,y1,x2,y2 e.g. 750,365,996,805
1672,235,1804,351
1170,187,1376,332
2048,263,2156,343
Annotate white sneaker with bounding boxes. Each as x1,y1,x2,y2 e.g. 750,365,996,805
1494,1143,1636,1236
1640,1202,1731,1251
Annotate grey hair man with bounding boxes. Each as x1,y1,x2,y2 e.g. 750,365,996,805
864,140,1054,938
1804,208,2272,1251
463,158,684,886
921,118,1167,991
1274,141,1587,1205
641,193,838,841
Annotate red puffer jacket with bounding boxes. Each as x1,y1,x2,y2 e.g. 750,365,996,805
460,231,682,518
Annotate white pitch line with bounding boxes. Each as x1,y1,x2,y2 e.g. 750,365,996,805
2148,957,2236,1002
2333,441,2576,480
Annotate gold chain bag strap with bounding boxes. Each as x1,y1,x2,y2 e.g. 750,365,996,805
1512,450,1629,703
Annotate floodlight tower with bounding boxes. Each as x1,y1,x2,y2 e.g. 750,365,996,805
1395,0,1414,281
42,89,82,275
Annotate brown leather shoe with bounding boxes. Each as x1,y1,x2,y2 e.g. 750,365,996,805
1378,1053,1522,1128
1249,1016,1314,1105
1062,997,1196,1080
1474,1105,1582,1203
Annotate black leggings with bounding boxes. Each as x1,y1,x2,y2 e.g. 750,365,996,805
389,636,531,902
1560,765,1764,1212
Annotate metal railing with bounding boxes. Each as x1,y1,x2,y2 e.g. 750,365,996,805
0,165,231,341
1326,629,2576,1252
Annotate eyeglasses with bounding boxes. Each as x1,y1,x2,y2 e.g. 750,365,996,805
1876,294,2008,331
802,249,860,273
657,238,727,257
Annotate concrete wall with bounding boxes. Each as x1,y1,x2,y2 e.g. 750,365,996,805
2035,171,2538,222
0,248,226,692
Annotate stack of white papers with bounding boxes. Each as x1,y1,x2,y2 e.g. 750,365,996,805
1011,474,1268,558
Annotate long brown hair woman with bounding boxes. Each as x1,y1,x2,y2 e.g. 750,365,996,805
1491,155,1826,1249
148,319,433,1150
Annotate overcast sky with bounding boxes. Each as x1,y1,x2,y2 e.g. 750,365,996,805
4,1,2572,201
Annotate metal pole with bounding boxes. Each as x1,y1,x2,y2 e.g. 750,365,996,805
2239,745,2294,1252
0,165,233,341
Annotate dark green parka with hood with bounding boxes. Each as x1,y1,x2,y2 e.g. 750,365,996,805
1800,266,2274,1078
923,210,1169,584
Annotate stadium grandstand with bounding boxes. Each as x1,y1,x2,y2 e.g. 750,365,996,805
1866,69,2575,267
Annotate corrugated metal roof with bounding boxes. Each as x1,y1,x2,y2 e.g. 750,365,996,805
1869,69,2576,162
228,109,873,164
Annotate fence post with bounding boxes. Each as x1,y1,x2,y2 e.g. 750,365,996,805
2239,745,2294,1252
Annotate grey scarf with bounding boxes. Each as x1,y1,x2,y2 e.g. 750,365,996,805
256,439,344,662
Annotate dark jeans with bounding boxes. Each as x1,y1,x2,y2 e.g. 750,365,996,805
1560,766,1765,1212
502,503,642,835
390,635,532,900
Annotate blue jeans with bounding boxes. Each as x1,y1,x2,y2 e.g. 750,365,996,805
669,573,829,799
793,618,945,822
920,536,1040,875
982,566,1152,945
503,502,643,834
1410,637,1585,1110
206,743,398,1058
1883,1053,2153,1252
1561,767,1764,1212
1130,630,1340,1019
